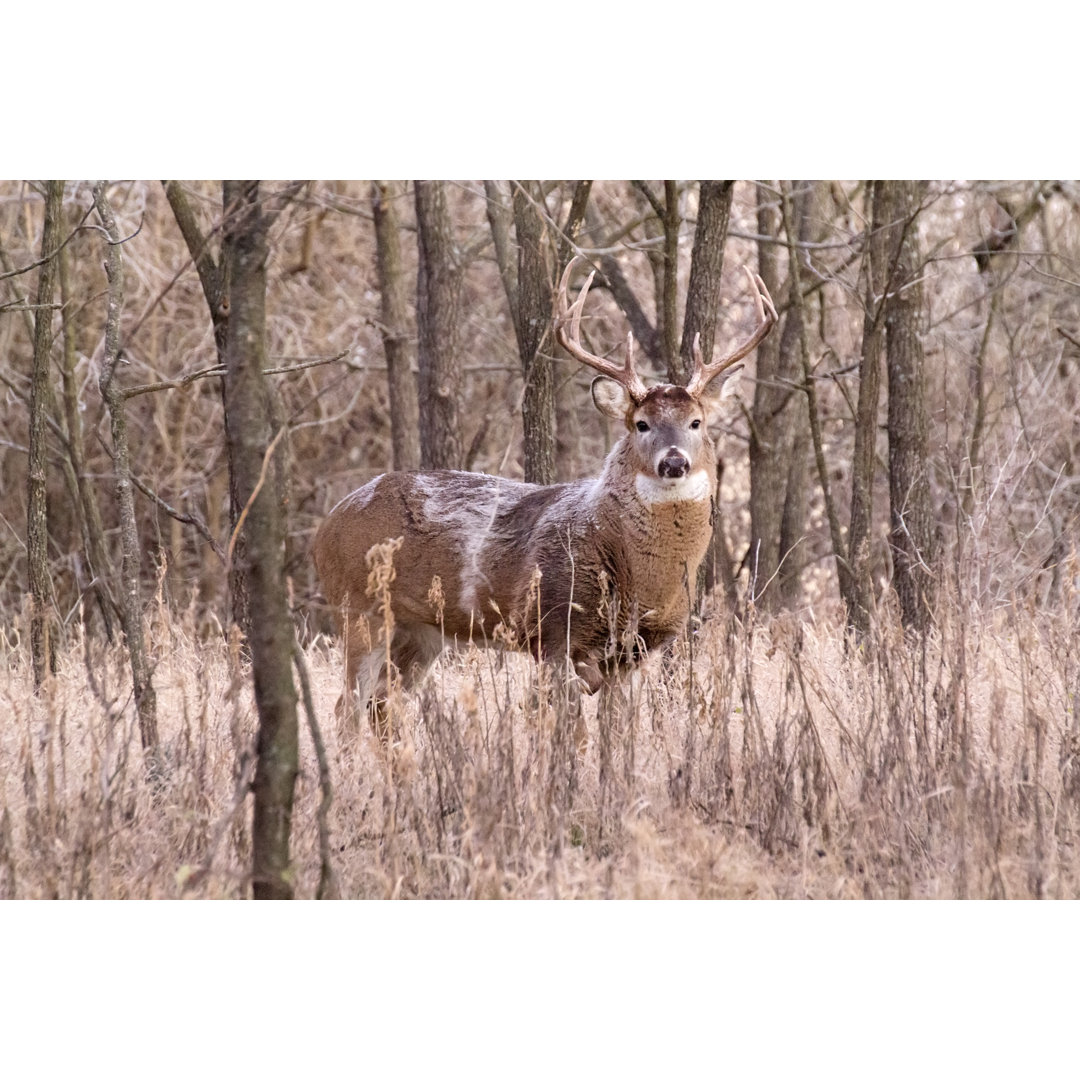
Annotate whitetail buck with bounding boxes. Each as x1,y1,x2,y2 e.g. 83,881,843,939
314,257,776,740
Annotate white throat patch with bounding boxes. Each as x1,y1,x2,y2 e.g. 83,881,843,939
634,469,711,505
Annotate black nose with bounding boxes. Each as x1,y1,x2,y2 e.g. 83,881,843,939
658,449,690,479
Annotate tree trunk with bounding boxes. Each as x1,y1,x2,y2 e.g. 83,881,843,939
554,182,593,484
748,181,790,605
27,180,64,686
221,180,299,899
414,180,463,471
512,181,556,484
59,230,117,643
845,180,890,637
883,180,937,631
677,181,734,599
483,180,517,318
93,182,160,761
678,181,735,385
372,181,421,471
163,181,244,626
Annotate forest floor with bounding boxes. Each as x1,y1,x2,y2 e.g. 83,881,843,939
2,595,1078,899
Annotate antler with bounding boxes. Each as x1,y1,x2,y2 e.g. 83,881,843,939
554,256,650,403
684,267,778,399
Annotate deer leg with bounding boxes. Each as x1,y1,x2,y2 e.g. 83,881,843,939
364,625,446,749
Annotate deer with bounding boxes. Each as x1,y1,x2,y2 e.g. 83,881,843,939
313,256,776,743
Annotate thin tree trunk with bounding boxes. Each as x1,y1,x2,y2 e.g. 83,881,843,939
59,231,117,642
749,181,793,606
745,182,817,609
414,180,463,470
554,181,593,483
221,180,299,900
845,180,890,637
372,181,421,471
27,180,64,687
163,181,245,626
679,181,735,384
884,180,937,631
677,181,734,598
93,182,160,762
512,181,556,484
776,186,817,606
661,180,681,383
779,182,852,616
483,180,517,317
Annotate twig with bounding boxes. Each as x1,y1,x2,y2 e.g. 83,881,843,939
122,349,351,400
127,472,224,560
0,204,95,282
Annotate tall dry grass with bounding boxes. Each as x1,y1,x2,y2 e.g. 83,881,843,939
3,577,1077,898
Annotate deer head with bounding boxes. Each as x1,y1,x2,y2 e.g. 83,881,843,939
554,256,777,500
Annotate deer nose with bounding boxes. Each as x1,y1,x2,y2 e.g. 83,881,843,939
658,448,690,479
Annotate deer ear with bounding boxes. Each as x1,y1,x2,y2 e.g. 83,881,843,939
699,365,743,423
591,375,631,421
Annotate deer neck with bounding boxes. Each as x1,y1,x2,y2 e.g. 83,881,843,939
594,441,716,620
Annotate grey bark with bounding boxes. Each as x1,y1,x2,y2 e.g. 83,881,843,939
483,180,518,317
372,181,421,471
414,180,464,470
675,181,734,600
27,180,64,686
220,180,299,899
883,180,937,631
679,181,735,386
844,180,890,637
512,181,556,484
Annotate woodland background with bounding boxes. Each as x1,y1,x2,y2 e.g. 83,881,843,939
1,179,1078,901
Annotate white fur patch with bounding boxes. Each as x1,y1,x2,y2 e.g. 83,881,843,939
331,475,384,516
634,469,711,505
412,472,516,616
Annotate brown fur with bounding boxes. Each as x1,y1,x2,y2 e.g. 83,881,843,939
314,259,777,741
313,378,736,738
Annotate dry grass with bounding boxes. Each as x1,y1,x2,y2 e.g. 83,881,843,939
3,586,1077,899
2,179,1079,901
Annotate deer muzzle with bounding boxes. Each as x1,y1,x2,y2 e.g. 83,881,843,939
657,448,691,479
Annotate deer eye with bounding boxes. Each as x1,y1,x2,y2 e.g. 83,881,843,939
635,420,650,433
690,419,702,430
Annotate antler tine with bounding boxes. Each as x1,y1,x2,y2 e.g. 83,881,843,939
685,266,777,398
554,255,650,401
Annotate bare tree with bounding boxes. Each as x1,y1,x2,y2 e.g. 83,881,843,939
748,181,814,610
679,181,735,385
486,180,593,485
58,229,117,643
220,180,299,899
26,180,63,687
883,180,937,630
93,182,160,761
844,180,891,636
371,181,420,471
414,180,464,470
162,181,299,633
511,181,557,484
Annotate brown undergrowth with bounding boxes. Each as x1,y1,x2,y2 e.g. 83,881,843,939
1,590,1078,899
